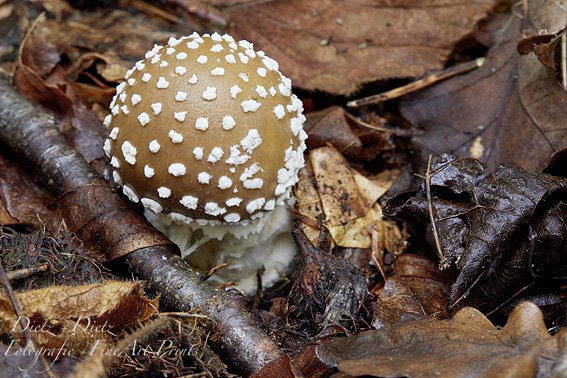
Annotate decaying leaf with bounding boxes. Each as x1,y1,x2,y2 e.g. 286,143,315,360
0,151,51,228
318,301,563,377
372,275,426,329
12,7,190,112
303,107,364,159
0,281,159,358
517,0,567,75
225,0,494,94
294,160,325,245
14,13,72,113
396,254,454,319
372,255,453,328
384,154,567,317
249,354,303,378
400,0,567,171
304,145,398,248
303,106,394,162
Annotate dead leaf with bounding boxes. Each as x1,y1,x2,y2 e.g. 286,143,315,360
0,281,159,359
310,145,394,225
372,256,453,329
394,255,453,315
303,106,375,161
310,145,369,225
517,0,567,75
12,6,192,112
400,0,567,172
15,13,72,113
318,301,562,377
0,151,50,228
306,145,399,248
384,154,567,316
328,205,383,249
225,0,494,94
294,161,325,245
249,354,303,378
372,275,426,329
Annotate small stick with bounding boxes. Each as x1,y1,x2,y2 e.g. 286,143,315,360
347,57,486,107
561,32,566,90
0,259,56,376
202,263,227,281
424,155,445,264
368,225,387,281
5,264,49,281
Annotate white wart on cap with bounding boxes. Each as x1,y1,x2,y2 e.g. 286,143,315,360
103,32,307,226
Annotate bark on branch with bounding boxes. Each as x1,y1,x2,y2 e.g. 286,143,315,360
0,78,283,375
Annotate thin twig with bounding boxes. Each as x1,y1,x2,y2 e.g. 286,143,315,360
347,57,486,107
368,225,387,281
450,271,486,309
5,264,49,281
424,155,445,264
0,259,57,377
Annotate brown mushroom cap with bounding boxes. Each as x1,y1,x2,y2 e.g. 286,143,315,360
103,32,307,226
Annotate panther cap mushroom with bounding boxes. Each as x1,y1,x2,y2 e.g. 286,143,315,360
103,32,307,231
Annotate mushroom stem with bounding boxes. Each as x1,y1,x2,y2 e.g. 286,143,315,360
0,78,284,375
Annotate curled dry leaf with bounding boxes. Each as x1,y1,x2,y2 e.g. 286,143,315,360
318,301,563,378
225,0,494,94
303,106,394,162
372,256,453,329
400,0,567,171
294,160,325,245
517,0,567,75
304,107,364,159
14,14,72,113
372,275,426,329
384,154,567,316
249,354,303,378
11,7,186,112
0,151,50,228
0,281,159,358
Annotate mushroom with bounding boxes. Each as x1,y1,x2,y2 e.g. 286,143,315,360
103,32,307,293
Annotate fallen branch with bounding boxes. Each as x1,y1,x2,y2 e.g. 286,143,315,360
0,78,283,376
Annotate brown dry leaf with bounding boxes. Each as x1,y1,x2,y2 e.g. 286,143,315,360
397,254,453,319
307,145,398,248
310,145,390,226
0,281,159,358
372,275,426,329
294,161,324,245
318,301,562,377
517,0,567,75
14,13,72,113
329,205,383,248
303,106,364,159
310,145,367,226
372,256,453,329
225,0,494,94
249,354,303,378
400,0,567,172
12,7,187,112
0,151,50,228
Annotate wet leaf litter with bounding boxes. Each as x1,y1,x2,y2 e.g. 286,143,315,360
1,0,567,377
